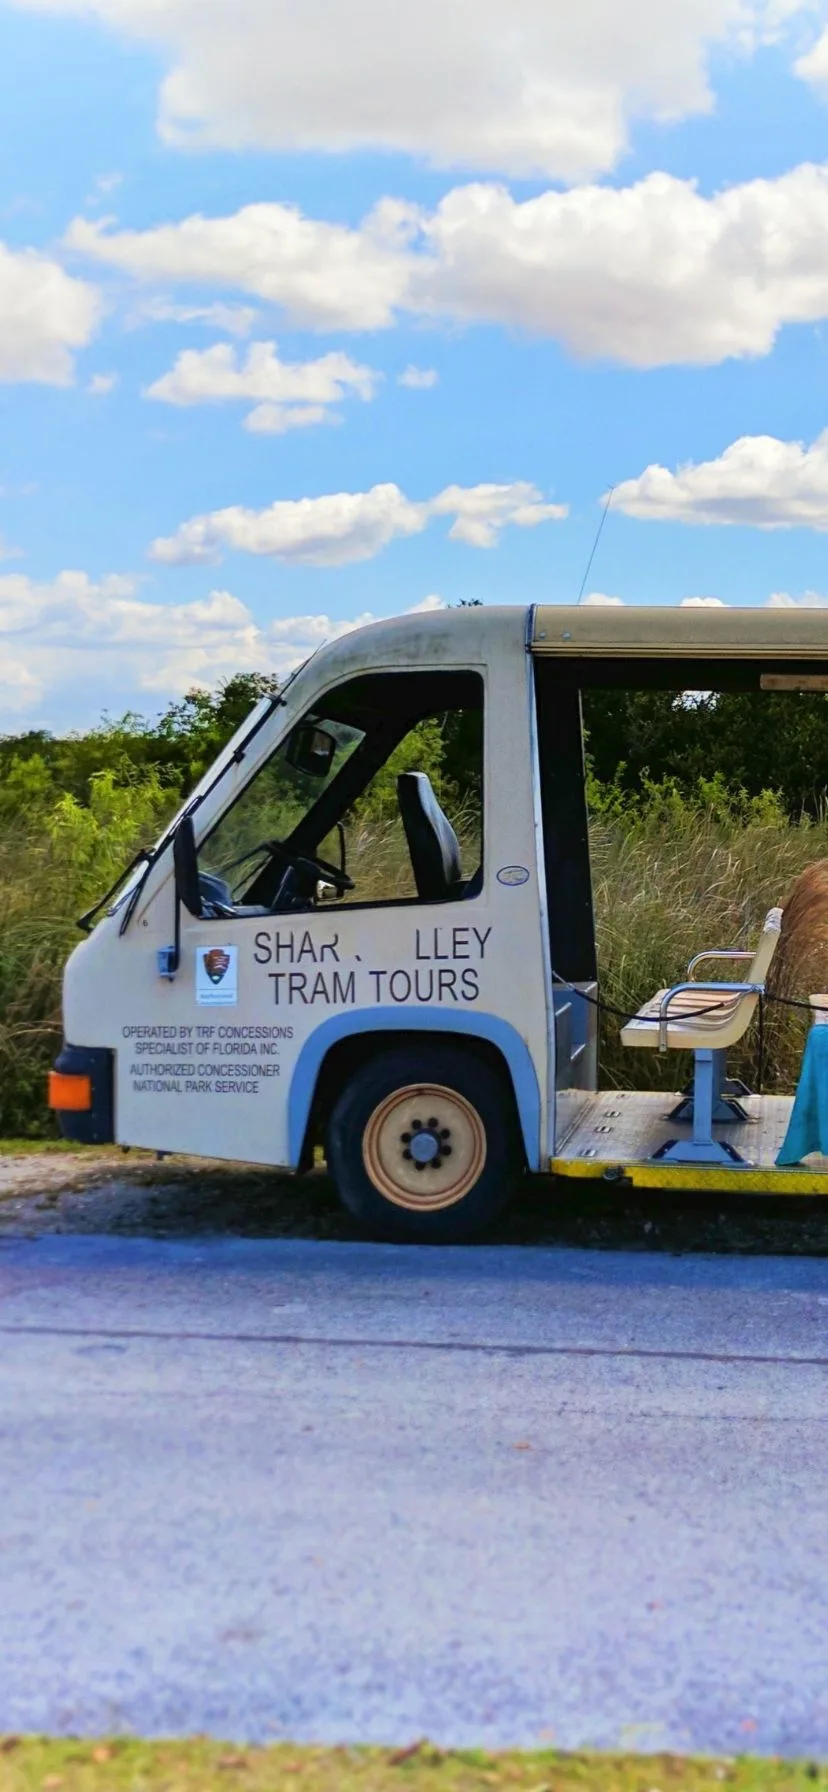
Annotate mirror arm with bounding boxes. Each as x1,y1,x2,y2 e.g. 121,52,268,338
158,894,182,981
173,812,204,919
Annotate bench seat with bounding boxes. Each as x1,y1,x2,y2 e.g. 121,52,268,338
618,907,783,1166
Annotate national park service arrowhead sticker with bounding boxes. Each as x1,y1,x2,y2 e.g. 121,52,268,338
196,943,238,1006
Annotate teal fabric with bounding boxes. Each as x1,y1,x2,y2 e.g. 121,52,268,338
777,1026,828,1164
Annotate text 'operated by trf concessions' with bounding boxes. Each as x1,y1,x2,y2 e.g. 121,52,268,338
122,1022,294,1099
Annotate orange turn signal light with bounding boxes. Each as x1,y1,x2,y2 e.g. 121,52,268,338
48,1071,92,1112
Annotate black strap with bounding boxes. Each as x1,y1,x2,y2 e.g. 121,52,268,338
550,967,825,1029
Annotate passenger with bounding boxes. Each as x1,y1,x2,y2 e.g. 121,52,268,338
769,860,828,1004
773,862,828,1165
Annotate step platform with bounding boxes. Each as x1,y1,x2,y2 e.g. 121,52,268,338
552,1089,828,1193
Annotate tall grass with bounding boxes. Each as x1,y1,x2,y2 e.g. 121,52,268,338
1,764,826,1137
592,777,828,1095
0,766,174,1136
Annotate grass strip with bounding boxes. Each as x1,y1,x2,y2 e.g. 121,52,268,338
1,1740,826,1792
0,1139,94,1156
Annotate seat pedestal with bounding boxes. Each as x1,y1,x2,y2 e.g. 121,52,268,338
655,1049,751,1166
668,1080,751,1125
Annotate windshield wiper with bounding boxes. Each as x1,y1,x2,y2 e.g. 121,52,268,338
77,848,152,934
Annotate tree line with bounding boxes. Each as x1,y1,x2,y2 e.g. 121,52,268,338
1,673,828,819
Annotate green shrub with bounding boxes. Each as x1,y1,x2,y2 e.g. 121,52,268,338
0,763,176,1136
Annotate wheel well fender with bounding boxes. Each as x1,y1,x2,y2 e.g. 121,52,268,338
288,1009,541,1170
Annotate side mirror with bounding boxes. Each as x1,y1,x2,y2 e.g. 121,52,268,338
173,813,203,917
285,722,336,779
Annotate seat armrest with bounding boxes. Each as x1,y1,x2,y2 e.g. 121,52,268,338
658,980,765,1052
687,948,754,979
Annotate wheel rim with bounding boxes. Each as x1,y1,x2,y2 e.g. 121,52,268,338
362,1082,487,1212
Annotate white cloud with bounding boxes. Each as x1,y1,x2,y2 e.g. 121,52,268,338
0,571,263,708
149,480,567,567
85,171,123,207
612,431,828,528
145,339,380,433
573,594,733,605
767,588,828,605
8,0,820,180
88,371,118,395
398,365,439,389
65,159,828,367
0,570,449,715
0,655,44,713
418,166,828,365
151,486,427,568
539,591,828,609
408,594,447,614
67,205,413,333
794,25,828,90
429,482,568,547
129,298,260,336
0,240,101,384
243,404,339,436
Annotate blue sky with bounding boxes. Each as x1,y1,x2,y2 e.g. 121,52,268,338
2,0,828,730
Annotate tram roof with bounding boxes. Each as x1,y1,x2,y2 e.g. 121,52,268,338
531,605,828,660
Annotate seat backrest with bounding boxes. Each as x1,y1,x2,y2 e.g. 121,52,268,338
397,772,463,902
714,907,784,1040
748,907,784,983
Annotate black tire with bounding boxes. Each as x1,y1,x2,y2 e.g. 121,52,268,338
326,1043,524,1242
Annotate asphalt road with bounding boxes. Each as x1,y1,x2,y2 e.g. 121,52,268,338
2,1234,828,1756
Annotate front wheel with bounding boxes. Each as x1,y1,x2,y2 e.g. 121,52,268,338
326,1044,523,1242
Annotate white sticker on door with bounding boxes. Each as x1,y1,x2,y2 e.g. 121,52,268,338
196,944,238,1006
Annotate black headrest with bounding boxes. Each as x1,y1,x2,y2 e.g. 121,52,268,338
397,772,463,902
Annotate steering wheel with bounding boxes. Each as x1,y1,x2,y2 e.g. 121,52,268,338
255,837,354,901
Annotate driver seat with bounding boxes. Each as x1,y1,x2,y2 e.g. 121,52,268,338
398,772,465,903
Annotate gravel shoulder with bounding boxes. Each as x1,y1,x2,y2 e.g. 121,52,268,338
6,1146,828,1253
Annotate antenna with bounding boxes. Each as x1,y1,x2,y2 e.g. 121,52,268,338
576,485,615,605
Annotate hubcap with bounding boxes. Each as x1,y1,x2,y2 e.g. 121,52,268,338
362,1083,487,1211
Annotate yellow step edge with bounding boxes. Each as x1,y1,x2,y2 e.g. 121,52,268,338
550,1157,828,1196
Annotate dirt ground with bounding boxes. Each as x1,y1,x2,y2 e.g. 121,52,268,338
5,1146,828,1253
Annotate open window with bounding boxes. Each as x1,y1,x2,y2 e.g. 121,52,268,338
535,647,828,1110
195,670,484,917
